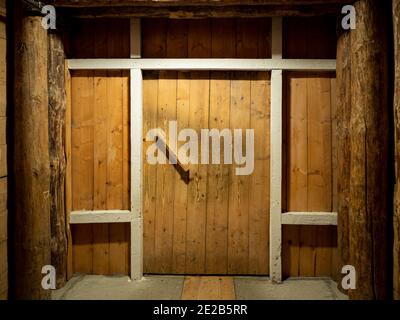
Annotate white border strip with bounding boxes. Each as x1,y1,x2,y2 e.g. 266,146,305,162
70,210,132,224
130,67,143,280
282,212,338,225
270,69,283,283
67,58,336,71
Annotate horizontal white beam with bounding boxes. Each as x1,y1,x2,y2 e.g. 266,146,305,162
70,210,132,224
281,212,338,226
67,58,336,71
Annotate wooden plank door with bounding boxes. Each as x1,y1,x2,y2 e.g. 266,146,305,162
143,71,271,275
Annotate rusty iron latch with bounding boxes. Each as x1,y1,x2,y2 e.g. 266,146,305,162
155,135,190,184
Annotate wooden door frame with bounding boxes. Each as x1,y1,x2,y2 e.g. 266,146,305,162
65,17,337,283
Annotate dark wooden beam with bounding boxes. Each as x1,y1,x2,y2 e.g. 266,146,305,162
393,0,400,301
348,0,389,300
336,28,351,294
57,4,347,18
14,1,51,299
48,31,68,290
44,0,357,7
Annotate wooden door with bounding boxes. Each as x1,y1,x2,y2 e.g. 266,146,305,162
143,71,271,275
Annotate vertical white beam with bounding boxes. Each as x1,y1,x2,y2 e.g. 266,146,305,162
270,17,283,283
130,68,143,280
130,18,141,58
270,69,283,283
271,17,283,60
130,18,143,280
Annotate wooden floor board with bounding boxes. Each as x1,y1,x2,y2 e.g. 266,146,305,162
181,276,236,300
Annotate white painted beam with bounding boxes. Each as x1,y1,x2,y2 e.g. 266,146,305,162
67,58,336,71
281,212,338,225
130,68,143,280
270,69,283,283
70,210,132,224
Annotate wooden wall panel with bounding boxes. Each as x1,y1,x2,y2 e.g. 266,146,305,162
70,69,130,275
283,17,336,59
283,72,338,278
68,19,130,58
0,1,7,299
67,17,338,278
142,18,271,58
69,19,130,275
282,17,337,279
143,71,270,275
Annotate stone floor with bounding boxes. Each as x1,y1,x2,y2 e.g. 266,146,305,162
52,275,348,300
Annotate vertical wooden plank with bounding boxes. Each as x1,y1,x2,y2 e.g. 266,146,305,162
282,225,300,277
107,22,129,274
248,72,270,275
204,21,234,274
64,65,73,279
283,18,308,59
91,24,109,275
166,20,188,58
307,76,332,276
186,71,209,274
143,72,158,273
154,71,176,273
285,74,308,277
296,75,314,277
71,71,94,273
228,72,250,274
142,19,167,58
205,71,230,274
185,22,211,274
122,72,130,274
236,19,259,58
92,70,109,275
188,20,211,58
107,70,127,274
315,226,333,276
307,76,332,211
172,71,190,273
331,78,338,212
211,19,235,58
330,77,338,278
165,21,189,273
258,18,272,58
287,76,308,211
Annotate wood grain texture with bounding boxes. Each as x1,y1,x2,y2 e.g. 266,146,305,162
348,0,389,300
14,13,51,299
48,32,68,288
0,4,5,300
142,18,271,59
394,0,400,300
69,20,130,275
336,30,351,288
181,276,235,300
283,73,337,278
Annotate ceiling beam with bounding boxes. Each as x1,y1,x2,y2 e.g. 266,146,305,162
55,4,350,18
43,0,356,8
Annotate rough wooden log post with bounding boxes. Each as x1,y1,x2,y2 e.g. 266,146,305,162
349,0,389,300
393,0,400,301
336,28,351,293
14,4,51,299
48,32,67,289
